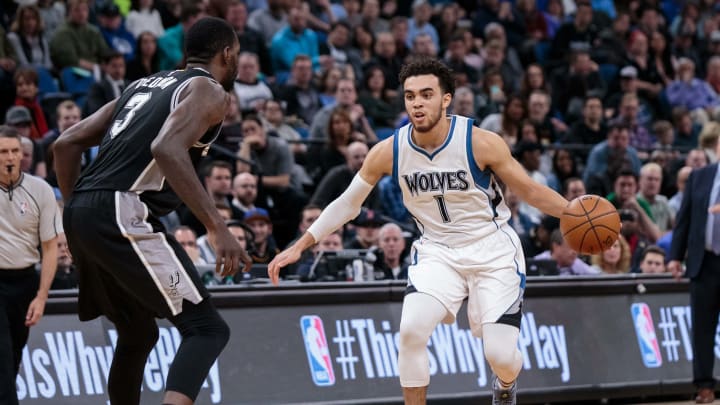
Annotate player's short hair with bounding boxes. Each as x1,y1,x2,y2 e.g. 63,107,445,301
399,57,455,97
185,17,237,64
0,125,21,141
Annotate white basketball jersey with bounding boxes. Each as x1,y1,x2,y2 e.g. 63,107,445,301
393,115,511,246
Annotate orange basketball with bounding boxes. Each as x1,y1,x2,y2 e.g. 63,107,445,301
560,195,621,255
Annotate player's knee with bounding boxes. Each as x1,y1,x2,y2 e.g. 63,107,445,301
399,320,429,350
203,315,230,352
118,323,159,353
483,338,520,376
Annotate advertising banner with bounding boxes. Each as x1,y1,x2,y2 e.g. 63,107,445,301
16,292,717,404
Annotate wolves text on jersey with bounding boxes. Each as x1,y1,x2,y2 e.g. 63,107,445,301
402,170,470,197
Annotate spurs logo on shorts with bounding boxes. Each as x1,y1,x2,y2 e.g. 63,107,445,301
168,271,181,297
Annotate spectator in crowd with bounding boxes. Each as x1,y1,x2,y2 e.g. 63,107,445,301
607,168,661,242
685,148,709,169
705,55,720,94
276,54,321,126
358,65,402,130
310,141,381,210
368,31,402,97
345,208,383,249
317,66,342,107
521,215,559,258
609,92,654,155
353,24,377,65
270,6,320,78
505,186,535,237
6,5,53,70
157,1,205,70
619,206,653,265
547,148,580,194
233,52,273,111
669,165,693,216
39,100,82,167
247,0,287,47
230,172,258,216
377,175,409,224
96,3,136,63
125,0,166,38
519,63,550,101
260,99,305,155
535,229,600,275
173,226,206,265
84,51,128,116
13,67,48,140
125,31,160,81
450,86,478,122
295,230,344,281
244,208,278,264
699,122,720,163
361,0,388,34
479,94,526,147
236,114,294,193
320,22,362,77
604,65,655,128
473,0,525,51
562,177,586,201
637,162,674,233
4,106,46,178
51,233,78,290
372,222,409,280
410,32,437,59
180,160,242,236
564,96,607,158
49,0,109,72
390,16,410,61
309,78,376,143
583,123,641,185
590,234,631,274
551,49,605,120
0,125,61,404
0,25,18,116
649,29,675,86
636,245,667,274
225,0,272,77
514,141,546,225
476,69,508,120
406,0,438,49
665,57,720,125
528,89,565,144
548,0,598,66
624,29,664,100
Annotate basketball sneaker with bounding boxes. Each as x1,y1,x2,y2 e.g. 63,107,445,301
492,376,517,405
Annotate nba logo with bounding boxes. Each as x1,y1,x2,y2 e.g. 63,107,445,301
300,315,336,386
631,303,662,368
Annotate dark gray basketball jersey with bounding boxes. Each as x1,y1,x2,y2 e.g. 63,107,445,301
75,68,222,216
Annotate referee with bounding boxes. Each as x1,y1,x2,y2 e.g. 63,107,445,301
0,125,62,405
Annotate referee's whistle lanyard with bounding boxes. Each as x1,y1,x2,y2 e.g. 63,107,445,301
1,165,17,201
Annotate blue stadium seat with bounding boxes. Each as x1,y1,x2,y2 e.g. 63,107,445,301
599,64,619,85
34,65,59,95
60,67,95,103
375,127,395,140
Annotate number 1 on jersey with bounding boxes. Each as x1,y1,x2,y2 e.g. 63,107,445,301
433,195,451,223
110,92,152,139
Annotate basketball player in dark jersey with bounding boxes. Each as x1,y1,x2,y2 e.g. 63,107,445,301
53,18,251,405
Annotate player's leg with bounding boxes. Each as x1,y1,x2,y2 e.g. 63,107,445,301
106,308,159,405
163,298,230,404
483,322,522,402
399,292,449,405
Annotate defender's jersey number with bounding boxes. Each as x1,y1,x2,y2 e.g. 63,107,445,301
110,92,152,139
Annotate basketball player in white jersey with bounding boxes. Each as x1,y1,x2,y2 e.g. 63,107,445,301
268,58,569,404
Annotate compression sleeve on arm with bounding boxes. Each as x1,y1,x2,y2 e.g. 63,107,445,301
307,174,375,242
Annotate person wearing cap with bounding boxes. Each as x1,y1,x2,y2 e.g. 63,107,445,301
344,208,384,250
97,3,136,63
49,0,109,71
666,57,720,125
604,65,654,127
244,208,279,264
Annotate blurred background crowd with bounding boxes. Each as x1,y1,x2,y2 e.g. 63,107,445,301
1,0,715,287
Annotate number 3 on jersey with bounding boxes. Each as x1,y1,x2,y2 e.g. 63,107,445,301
433,195,451,223
110,93,152,139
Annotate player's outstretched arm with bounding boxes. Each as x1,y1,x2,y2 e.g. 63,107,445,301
267,137,393,285
152,78,251,277
472,128,568,218
54,100,118,199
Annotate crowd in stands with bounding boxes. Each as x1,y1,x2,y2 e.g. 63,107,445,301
3,0,717,288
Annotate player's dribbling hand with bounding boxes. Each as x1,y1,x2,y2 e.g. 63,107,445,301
667,260,684,281
267,247,302,286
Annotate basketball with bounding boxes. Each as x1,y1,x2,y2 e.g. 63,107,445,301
560,195,621,255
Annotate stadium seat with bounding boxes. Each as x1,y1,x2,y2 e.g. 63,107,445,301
60,67,95,104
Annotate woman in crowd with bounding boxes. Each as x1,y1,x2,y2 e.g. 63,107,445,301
590,235,632,275
480,94,526,147
125,31,160,81
7,5,53,70
125,0,165,38
546,147,580,193
357,64,401,129
305,109,359,185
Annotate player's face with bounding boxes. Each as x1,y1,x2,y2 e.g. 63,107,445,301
403,75,450,133
221,41,241,92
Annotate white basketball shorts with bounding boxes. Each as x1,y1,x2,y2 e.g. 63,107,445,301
406,224,526,337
